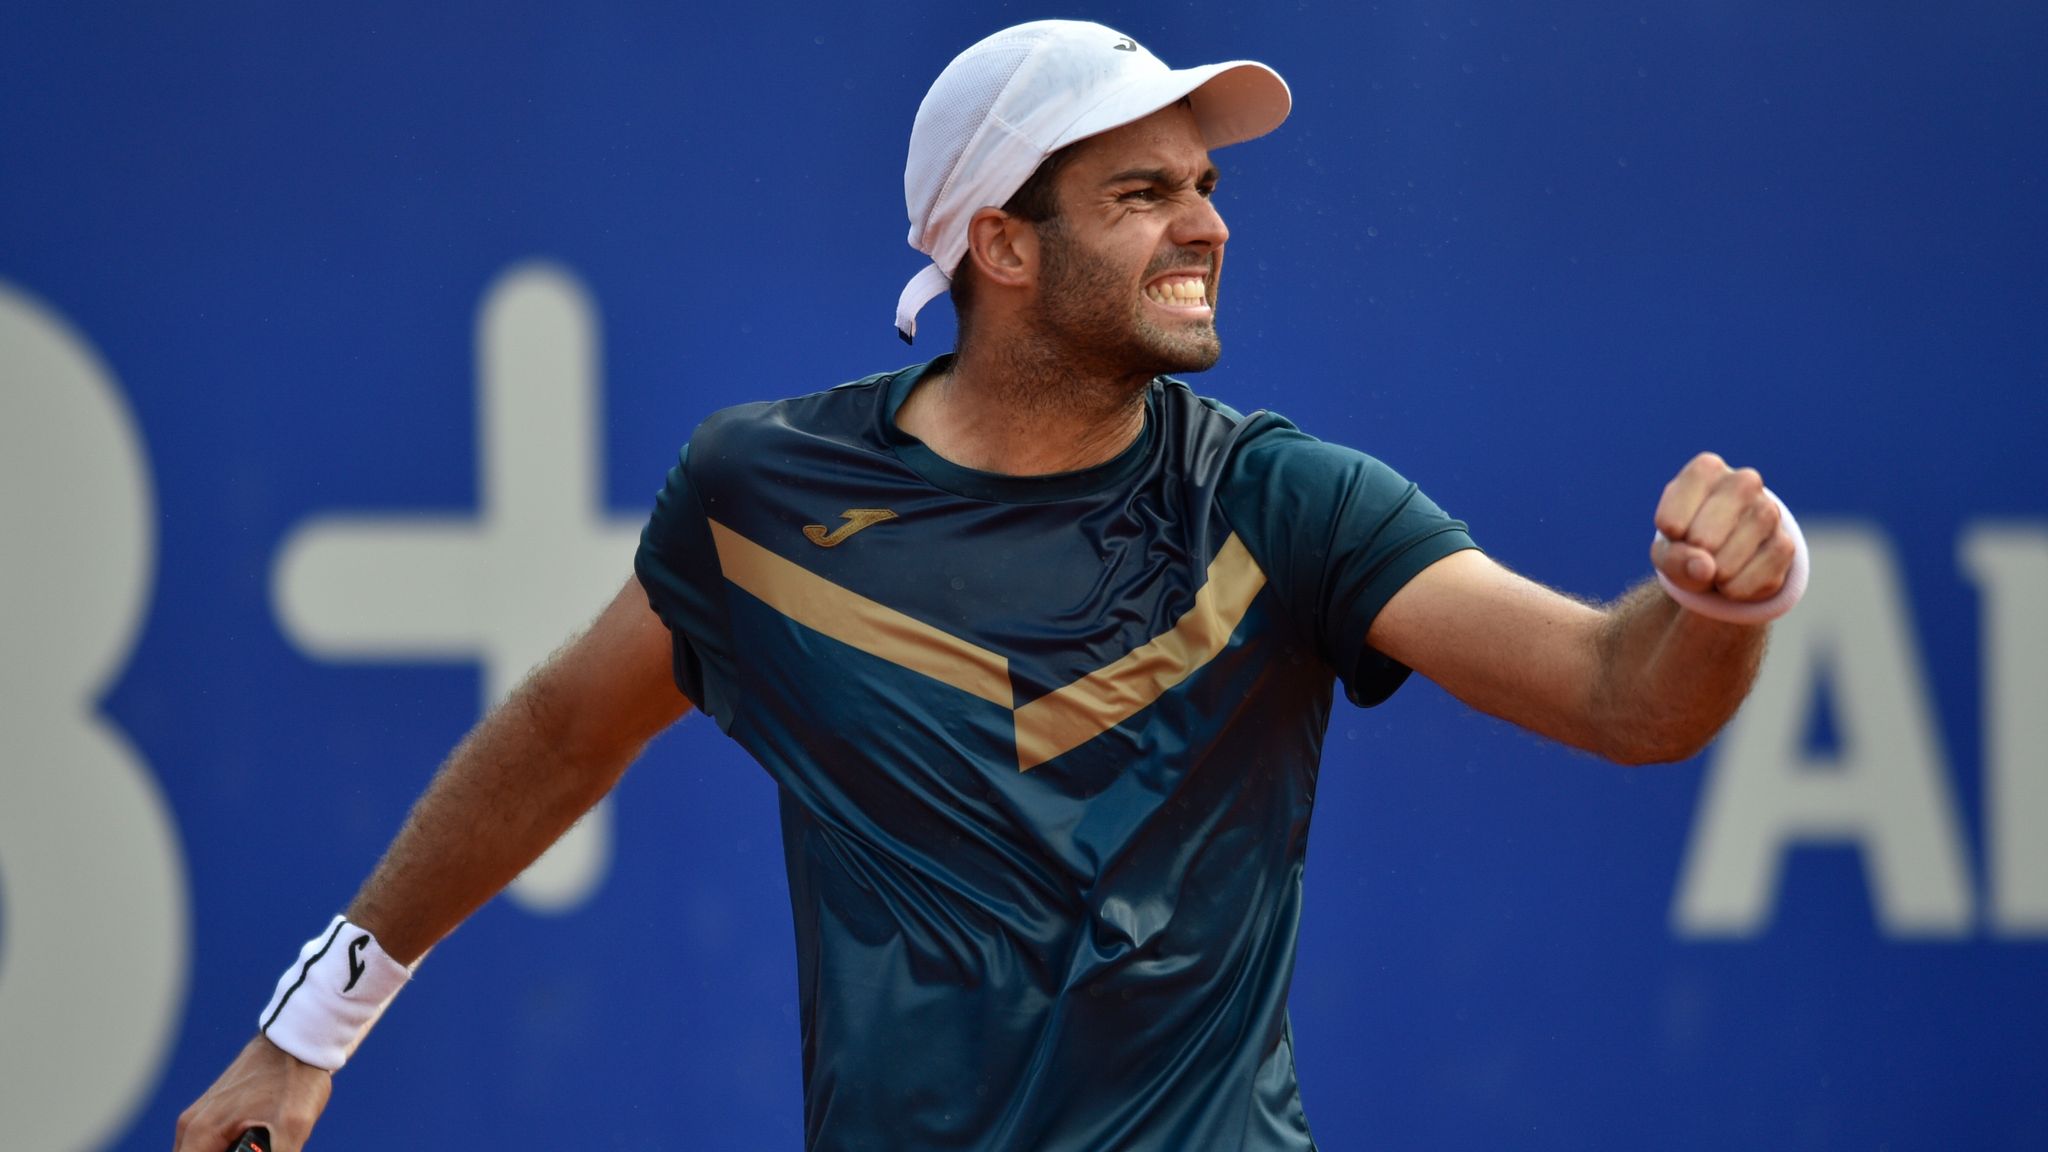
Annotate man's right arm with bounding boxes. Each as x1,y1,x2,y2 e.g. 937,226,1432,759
174,576,691,1152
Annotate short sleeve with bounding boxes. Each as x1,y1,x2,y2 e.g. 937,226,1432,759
633,445,740,729
1217,413,1478,707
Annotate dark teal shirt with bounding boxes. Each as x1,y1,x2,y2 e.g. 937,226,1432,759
635,358,1475,1151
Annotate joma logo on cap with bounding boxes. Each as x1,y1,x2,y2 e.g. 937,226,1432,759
1112,37,1137,51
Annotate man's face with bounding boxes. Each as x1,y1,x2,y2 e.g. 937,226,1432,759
1028,103,1230,376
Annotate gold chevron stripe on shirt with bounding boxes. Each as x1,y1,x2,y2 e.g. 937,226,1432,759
706,519,1267,770
707,519,1013,707
1011,533,1266,770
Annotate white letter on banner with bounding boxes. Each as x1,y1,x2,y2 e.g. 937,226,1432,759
1960,524,2048,936
0,282,191,1151
1673,526,1974,938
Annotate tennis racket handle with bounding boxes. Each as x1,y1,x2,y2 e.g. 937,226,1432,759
228,1127,270,1152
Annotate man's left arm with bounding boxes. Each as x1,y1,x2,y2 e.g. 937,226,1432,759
1366,452,1798,764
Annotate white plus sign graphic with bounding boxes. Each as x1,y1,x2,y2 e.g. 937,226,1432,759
273,262,644,913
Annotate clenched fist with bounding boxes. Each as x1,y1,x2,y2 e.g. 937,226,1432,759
1651,451,1798,603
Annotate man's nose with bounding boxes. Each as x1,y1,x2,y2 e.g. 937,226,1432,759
1174,194,1229,250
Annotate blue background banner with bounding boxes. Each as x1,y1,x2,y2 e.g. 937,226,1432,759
2,2,2044,1149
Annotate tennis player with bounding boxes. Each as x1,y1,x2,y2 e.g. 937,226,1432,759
174,20,1803,1152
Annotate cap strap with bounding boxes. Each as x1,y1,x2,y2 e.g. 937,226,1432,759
895,263,953,343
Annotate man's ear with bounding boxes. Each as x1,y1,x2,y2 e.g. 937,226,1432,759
962,207,1037,290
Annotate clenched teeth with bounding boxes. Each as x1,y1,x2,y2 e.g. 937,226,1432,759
1145,277,1209,306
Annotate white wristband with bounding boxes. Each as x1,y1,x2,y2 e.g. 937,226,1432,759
1653,488,1810,624
257,916,412,1071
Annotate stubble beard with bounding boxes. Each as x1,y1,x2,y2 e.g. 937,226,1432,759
1031,218,1222,382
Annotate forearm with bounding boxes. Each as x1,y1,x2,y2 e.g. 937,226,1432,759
1590,580,1768,764
344,674,636,964
177,581,685,1152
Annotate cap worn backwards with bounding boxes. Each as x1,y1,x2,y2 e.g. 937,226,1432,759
895,20,1292,342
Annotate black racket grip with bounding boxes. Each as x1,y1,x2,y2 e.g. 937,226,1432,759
228,1127,270,1152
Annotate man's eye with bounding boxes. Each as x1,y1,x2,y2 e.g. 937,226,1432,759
1198,184,1217,199
1120,188,1161,202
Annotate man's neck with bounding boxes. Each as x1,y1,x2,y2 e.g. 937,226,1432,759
896,340,1153,476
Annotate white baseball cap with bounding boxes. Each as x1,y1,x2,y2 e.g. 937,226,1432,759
896,20,1292,341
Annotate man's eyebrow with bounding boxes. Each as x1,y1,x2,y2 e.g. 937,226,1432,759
1102,165,1220,186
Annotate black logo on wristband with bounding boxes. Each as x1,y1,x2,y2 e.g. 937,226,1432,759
344,934,371,992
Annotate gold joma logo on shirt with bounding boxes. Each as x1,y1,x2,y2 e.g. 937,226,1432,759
803,508,898,547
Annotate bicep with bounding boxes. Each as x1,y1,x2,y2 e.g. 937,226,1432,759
535,576,693,762
1365,549,1609,754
